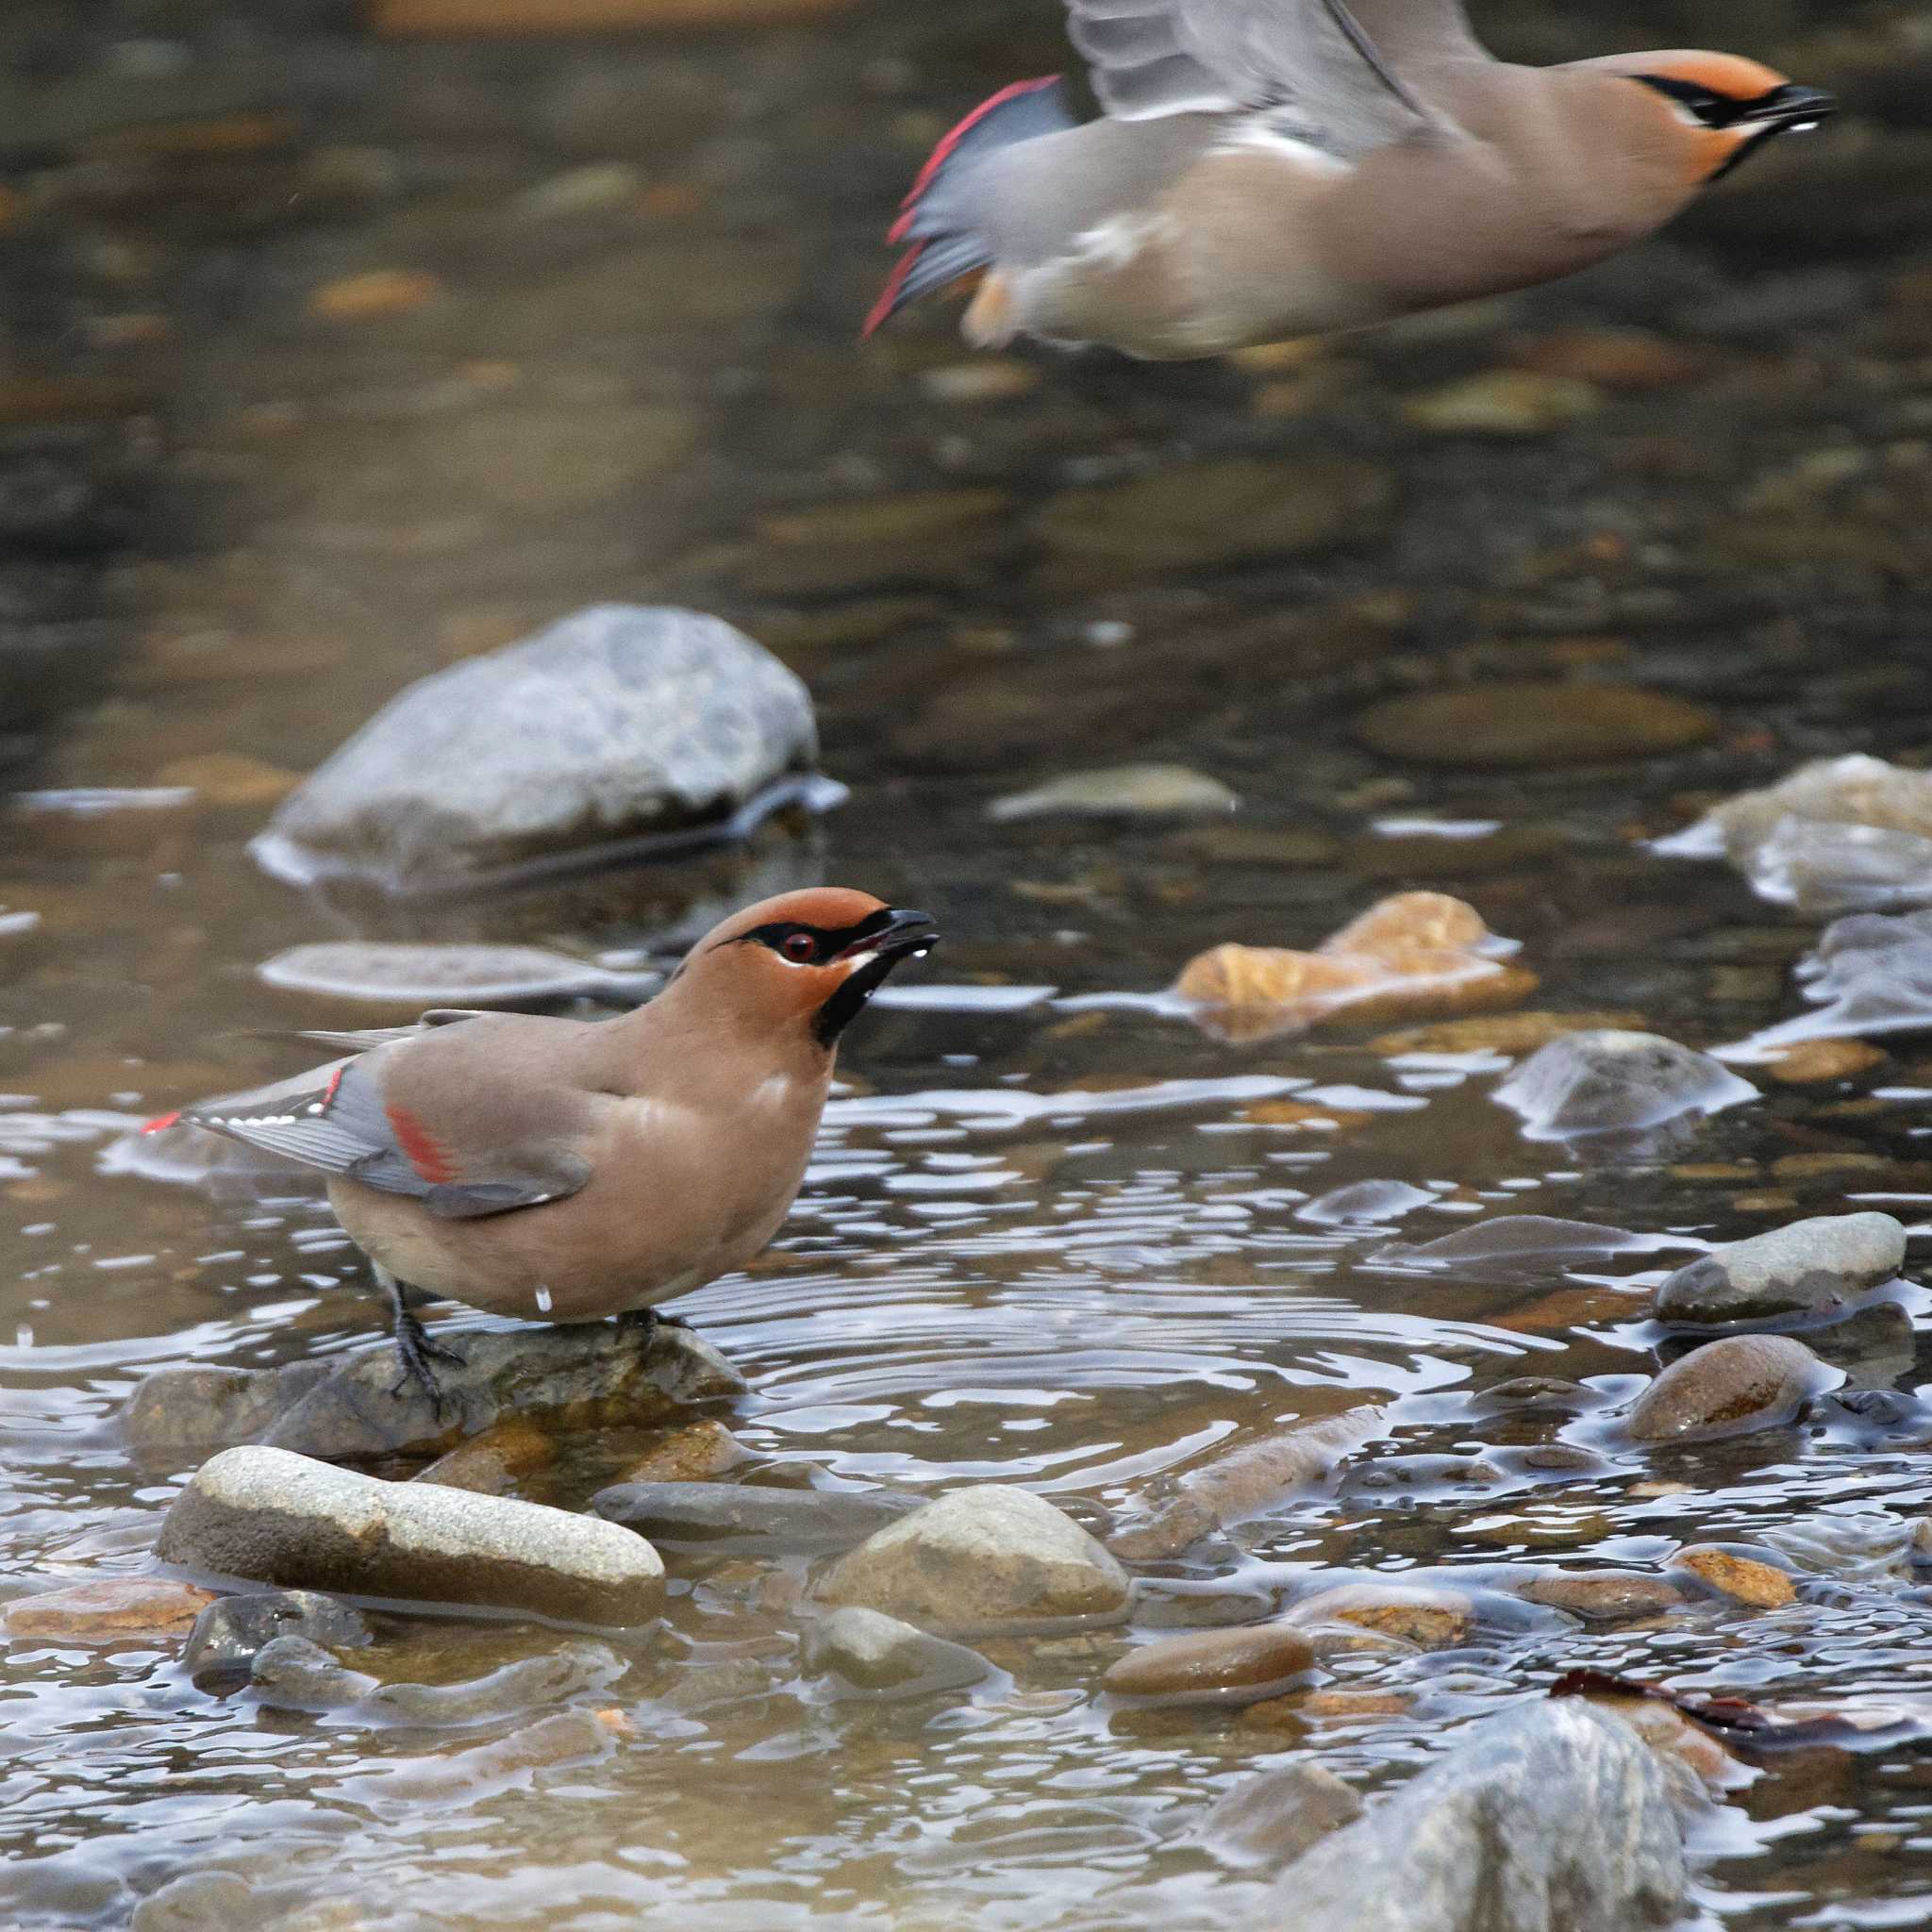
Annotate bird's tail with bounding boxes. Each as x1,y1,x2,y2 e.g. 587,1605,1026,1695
863,75,1073,338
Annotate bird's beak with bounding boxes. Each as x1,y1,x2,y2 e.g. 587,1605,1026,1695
836,908,940,964
1750,83,1835,135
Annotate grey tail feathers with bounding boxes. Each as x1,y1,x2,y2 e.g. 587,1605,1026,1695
863,75,1073,336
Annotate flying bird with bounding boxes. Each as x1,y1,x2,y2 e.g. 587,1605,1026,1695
146,891,937,1406
864,0,1834,358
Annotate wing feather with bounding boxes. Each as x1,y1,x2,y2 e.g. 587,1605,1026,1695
175,1052,591,1219
1065,0,1458,152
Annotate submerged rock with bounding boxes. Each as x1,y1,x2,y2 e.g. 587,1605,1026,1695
1655,1213,1906,1329
1285,1583,1474,1651
803,1607,991,1697
1520,1572,1688,1622
817,1486,1129,1636
123,1323,744,1462
1031,454,1394,575
256,941,659,1008
1175,891,1535,1044
1626,1336,1834,1442
1371,1215,1696,1278
1295,1179,1436,1226
1266,1701,1686,1931
183,1589,372,1692
1,1576,215,1644
1657,755,1932,915
1493,1030,1757,1144
1722,908,1932,1058
1108,1406,1387,1560
250,605,824,895
1670,1545,1798,1609
987,763,1238,823
158,1446,665,1624
611,1420,751,1483
590,1480,920,1554
1187,1762,1362,1870
1102,1624,1315,1705
339,1710,615,1805
249,1634,377,1710
367,1639,626,1724
412,1417,558,1496
1355,682,1716,770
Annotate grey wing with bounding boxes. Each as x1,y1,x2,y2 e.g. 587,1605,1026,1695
1068,0,1457,152
175,1054,591,1220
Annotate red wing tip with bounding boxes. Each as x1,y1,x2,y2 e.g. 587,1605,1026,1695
140,1110,181,1135
862,243,923,339
896,75,1061,211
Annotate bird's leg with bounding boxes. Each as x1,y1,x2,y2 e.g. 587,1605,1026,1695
375,1264,465,1413
616,1306,693,1353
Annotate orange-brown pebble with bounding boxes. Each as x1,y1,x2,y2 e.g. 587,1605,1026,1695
154,752,302,808
615,1420,750,1483
308,270,442,322
1302,1689,1416,1720
413,1417,558,1495
3,1577,217,1642
1286,1584,1474,1650
1101,1625,1316,1704
1762,1040,1887,1085
1671,1546,1797,1608
1174,891,1536,1041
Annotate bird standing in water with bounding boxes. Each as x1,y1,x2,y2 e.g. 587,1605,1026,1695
865,0,1834,358
149,890,937,1406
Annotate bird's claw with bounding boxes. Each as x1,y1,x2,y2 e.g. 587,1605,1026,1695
389,1315,466,1417
618,1307,691,1352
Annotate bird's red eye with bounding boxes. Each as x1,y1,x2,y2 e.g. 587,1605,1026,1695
780,932,818,964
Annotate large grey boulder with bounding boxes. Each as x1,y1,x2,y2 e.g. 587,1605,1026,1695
121,1323,743,1463
250,605,824,894
1656,1213,1907,1329
1267,1701,1686,1932
158,1446,664,1625
816,1486,1129,1636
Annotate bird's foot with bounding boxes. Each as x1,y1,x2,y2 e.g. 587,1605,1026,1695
963,270,1017,349
617,1307,692,1353
389,1308,467,1417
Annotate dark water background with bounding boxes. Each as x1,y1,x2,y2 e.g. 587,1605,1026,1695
4,1,1932,1926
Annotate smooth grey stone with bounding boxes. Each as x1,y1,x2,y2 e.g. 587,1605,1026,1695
1188,1762,1363,1870
803,1607,991,1697
817,1487,1130,1636
1627,1336,1834,1443
183,1589,372,1693
248,1635,378,1711
591,1481,921,1554
159,1446,664,1625
1269,1702,1686,1931
250,604,824,894
1655,1213,1906,1328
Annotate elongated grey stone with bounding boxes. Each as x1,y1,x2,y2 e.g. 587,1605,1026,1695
1655,1213,1906,1328
158,1446,664,1625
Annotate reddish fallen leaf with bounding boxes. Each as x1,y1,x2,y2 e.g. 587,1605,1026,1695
1551,1669,1921,1752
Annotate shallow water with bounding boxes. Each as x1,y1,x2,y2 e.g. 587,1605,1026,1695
7,0,1932,1926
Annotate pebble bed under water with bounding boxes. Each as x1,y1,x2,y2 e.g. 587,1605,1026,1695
6,0,1932,1927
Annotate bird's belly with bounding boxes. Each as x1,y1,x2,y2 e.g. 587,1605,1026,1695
326,1106,811,1324
1020,149,1387,358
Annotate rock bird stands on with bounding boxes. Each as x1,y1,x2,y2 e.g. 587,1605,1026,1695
149,891,937,1405
866,0,1834,358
